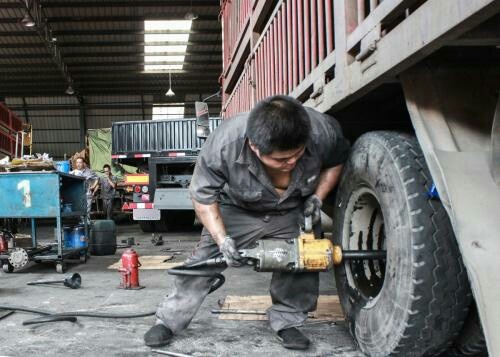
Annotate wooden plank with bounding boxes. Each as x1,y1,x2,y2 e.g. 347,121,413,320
217,295,344,321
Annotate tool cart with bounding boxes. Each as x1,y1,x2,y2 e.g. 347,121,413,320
0,171,89,273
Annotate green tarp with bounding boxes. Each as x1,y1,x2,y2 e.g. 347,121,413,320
88,128,137,180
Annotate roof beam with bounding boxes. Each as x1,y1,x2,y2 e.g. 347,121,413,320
1,1,218,8
41,1,219,7
0,78,219,85
0,41,220,48
7,102,221,111
0,15,218,24
18,0,76,93
1,88,220,96
0,29,220,37
0,72,219,80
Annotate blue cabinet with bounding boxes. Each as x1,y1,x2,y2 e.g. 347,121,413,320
0,171,89,273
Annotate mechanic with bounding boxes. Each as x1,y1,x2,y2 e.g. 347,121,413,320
70,157,98,219
93,164,117,220
144,95,350,350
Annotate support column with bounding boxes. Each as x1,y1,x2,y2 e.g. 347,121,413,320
78,96,86,148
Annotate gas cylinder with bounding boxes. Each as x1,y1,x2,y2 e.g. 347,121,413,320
118,248,144,289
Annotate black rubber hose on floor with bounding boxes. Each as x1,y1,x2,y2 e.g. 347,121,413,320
0,304,157,325
0,265,225,325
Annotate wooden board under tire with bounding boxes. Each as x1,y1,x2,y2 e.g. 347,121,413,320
217,295,344,321
107,255,182,270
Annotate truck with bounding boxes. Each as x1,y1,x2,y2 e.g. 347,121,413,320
220,0,500,356
111,114,221,233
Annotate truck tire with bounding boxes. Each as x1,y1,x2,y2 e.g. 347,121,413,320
155,211,169,232
139,220,155,233
166,211,195,231
445,304,487,356
332,131,471,356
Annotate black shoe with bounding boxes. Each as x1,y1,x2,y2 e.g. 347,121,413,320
144,324,173,347
277,327,310,350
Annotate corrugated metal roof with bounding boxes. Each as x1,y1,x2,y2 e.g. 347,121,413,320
0,1,221,97
0,1,222,157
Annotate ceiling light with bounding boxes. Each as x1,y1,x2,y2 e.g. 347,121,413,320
65,84,75,95
145,45,187,54
145,34,189,43
165,71,175,97
144,55,185,63
144,64,183,71
20,12,36,27
184,12,198,21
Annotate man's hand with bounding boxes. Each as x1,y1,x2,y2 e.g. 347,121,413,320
219,236,242,267
304,194,322,225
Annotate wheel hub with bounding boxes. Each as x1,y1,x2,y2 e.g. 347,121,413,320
343,187,386,302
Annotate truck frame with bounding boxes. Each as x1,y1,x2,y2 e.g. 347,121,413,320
221,0,500,355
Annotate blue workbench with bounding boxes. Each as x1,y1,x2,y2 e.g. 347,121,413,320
0,171,89,273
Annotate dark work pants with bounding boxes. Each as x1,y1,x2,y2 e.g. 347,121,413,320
155,205,319,333
102,198,113,220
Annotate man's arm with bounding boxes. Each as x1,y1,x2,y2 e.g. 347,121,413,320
314,164,343,200
192,200,227,246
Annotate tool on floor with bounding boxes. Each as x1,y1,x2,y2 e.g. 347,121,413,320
27,273,82,289
151,349,194,357
151,233,164,246
168,216,386,293
211,309,267,315
118,248,144,289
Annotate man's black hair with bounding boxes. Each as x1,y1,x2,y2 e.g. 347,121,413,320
103,164,111,170
247,95,310,155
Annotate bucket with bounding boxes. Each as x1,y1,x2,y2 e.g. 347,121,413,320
66,225,87,249
63,226,73,248
55,161,71,173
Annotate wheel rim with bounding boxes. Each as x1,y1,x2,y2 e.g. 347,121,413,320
342,186,387,304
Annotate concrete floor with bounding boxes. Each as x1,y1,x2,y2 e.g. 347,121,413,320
0,221,361,357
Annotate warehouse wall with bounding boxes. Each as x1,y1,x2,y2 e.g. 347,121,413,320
5,94,221,159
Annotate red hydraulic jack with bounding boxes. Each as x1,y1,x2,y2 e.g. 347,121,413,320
118,248,144,290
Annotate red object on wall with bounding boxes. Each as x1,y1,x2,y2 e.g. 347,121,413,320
118,248,144,289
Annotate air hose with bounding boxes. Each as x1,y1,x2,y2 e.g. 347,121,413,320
0,263,225,326
167,264,226,294
0,304,156,325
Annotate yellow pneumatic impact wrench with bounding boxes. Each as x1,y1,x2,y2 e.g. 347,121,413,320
185,216,386,273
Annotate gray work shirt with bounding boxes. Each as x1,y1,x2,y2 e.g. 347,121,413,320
70,167,98,197
99,175,117,199
189,108,350,212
